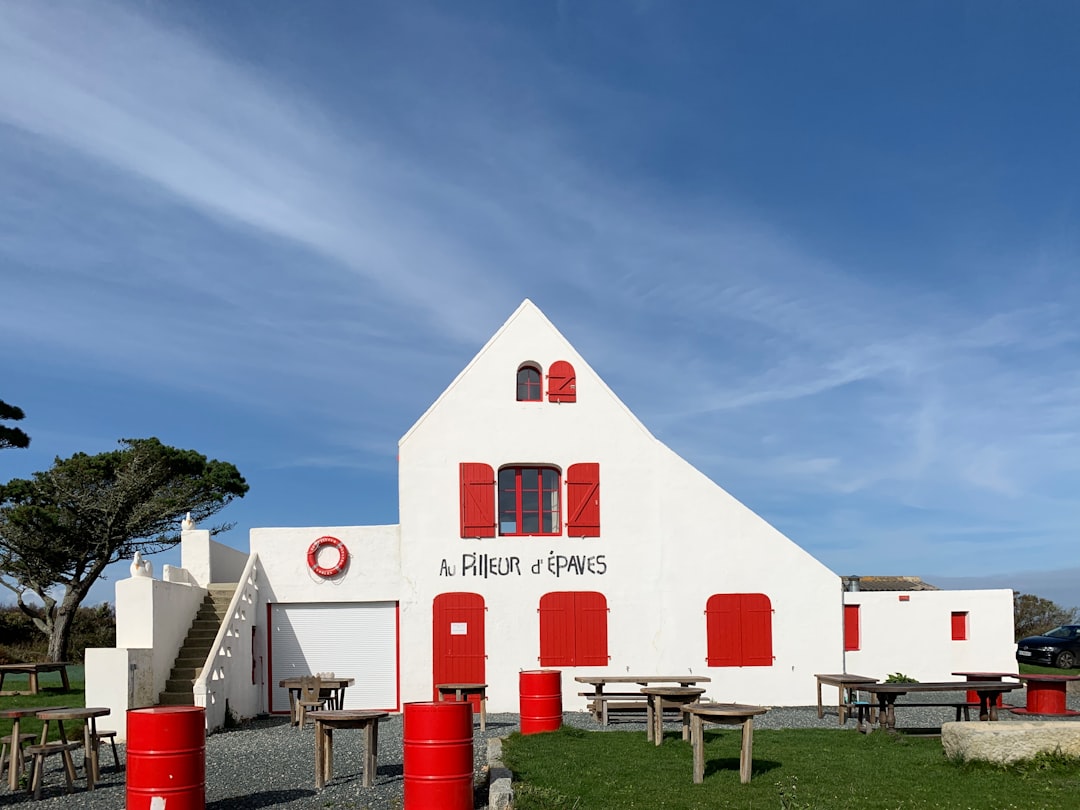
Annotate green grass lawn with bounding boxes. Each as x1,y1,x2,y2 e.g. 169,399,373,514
0,666,87,740
503,725,1080,810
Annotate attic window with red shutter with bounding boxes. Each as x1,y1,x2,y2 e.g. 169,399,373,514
547,360,576,403
517,364,542,402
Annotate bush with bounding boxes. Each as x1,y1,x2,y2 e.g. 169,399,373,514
0,602,115,663
885,672,919,683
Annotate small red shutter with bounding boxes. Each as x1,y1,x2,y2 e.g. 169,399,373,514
705,594,741,666
539,592,575,666
951,611,968,641
547,360,577,403
566,463,600,537
843,604,860,651
741,593,774,666
575,592,609,665
459,463,495,538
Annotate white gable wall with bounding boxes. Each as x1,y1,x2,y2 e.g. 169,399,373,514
397,301,843,709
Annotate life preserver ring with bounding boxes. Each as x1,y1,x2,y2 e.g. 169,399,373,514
307,536,348,578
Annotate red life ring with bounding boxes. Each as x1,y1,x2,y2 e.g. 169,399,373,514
307,536,349,578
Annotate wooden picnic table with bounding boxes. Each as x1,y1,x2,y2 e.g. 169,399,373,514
435,683,488,732
814,673,879,724
309,710,387,789
0,706,41,791
681,703,769,784
574,675,712,723
863,681,1021,731
0,662,72,695
279,677,355,726
640,687,705,745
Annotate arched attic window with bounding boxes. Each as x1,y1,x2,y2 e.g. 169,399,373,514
516,363,542,402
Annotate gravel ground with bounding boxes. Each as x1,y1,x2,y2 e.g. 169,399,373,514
8,688,1079,810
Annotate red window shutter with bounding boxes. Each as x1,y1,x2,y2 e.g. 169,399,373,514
843,604,860,651
954,613,972,643
539,592,575,666
566,463,600,537
547,360,577,403
574,592,609,665
705,594,741,667
740,593,773,666
459,463,495,538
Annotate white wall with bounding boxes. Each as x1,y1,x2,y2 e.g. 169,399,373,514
843,589,1016,681
84,647,154,741
181,529,249,586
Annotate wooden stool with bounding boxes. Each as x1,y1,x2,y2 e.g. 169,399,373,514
93,730,121,772
26,741,80,799
0,732,37,781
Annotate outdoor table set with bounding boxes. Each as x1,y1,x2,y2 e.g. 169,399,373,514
0,704,112,798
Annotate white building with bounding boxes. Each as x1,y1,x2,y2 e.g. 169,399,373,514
87,300,1016,736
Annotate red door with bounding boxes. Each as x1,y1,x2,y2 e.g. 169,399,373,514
433,593,486,711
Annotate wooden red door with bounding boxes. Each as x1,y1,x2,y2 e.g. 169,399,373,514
432,593,486,710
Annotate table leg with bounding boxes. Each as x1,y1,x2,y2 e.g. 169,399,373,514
479,695,487,733
738,718,754,784
681,705,691,742
7,716,21,791
325,727,334,786
59,667,70,691
363,719,378,788
56,722,77,786
816,678,824,719
314,721,325,789
646,695,655,742
83,722,95,790
691,714,704,784
28,672,39,695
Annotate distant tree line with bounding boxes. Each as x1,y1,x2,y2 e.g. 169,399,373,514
1014,592,1080,641
0,602,115,664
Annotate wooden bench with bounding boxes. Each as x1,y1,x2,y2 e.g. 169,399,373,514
26,741,80,799
579,691,687,725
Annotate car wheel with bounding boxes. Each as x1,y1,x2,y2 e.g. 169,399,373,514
1055,650,1077,670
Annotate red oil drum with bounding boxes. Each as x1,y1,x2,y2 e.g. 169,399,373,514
519,669,562,734
403,701,474,810
127,705,206,810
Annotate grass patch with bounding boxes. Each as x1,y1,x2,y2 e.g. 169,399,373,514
0,666,87,740
503,726,1080,809
1018,662,1080,676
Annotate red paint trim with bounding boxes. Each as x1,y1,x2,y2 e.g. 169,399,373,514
307,535,349,577
265,602,276,713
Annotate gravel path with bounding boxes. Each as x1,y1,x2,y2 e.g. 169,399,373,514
10,689,1079,809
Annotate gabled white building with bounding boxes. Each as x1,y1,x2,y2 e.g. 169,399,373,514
87,300,1016,735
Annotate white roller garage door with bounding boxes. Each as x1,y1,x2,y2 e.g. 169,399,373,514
269,602,398,713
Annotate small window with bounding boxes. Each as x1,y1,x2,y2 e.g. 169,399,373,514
951,611,968,641
498,466,561,535
844,604,860,651
517,364,542,402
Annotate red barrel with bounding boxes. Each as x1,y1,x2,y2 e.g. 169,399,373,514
127,706,206,810
403,701,474,810
519,669,562,734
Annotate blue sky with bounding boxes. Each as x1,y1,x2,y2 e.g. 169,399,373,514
2,1,1079,609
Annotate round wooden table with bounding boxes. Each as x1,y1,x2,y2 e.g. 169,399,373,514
308,710,388,789
36,706,112,790
640,686,705,745
681,702,769,784
0,707,40,791
435,683,488,732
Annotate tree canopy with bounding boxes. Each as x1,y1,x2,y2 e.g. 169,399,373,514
0,399,30,450
1014,592,1080,641
0,437,248,661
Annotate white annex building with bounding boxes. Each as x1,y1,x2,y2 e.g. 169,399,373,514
87,300,1016,736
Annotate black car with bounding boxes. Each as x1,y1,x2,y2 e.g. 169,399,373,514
1015,625,1080,669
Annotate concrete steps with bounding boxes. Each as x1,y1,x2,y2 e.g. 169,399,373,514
156,585,236,706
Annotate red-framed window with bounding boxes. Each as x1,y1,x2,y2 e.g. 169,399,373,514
566,463,600,536
705,593,774,667
498,466,561,535
547,360,577,403
459,463,496,538
844,604,860,651
539,591,608,666
951,611,968,641
517,364,542,402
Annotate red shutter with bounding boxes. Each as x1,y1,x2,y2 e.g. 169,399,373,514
706,593,773,667
705,594,741,666
566,463,600,537
539,592,575,666
844,604,860,651
951,611,968,641
547,360,577,403
575,592,609,665
459,463,495,538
